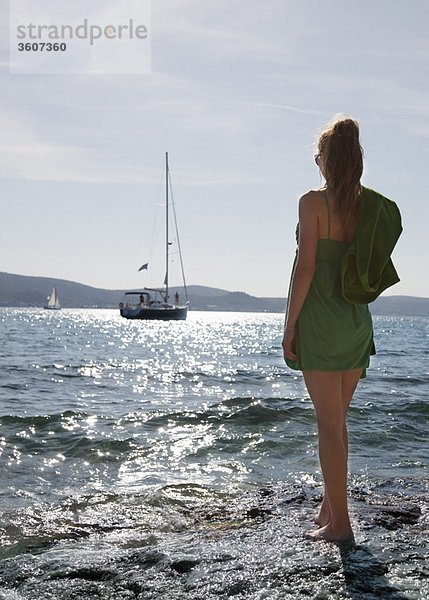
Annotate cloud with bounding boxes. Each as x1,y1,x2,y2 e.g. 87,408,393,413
249,102,326,116
154,0,302,64
1,0,428,184
0,110,153,183
0,106,268,184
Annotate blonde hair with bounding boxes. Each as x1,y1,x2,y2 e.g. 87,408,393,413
317,114,363,225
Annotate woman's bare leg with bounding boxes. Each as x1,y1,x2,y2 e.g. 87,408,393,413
315,370,361,526
303,369,362,541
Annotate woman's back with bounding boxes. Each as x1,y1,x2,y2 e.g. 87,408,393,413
314,189,358,243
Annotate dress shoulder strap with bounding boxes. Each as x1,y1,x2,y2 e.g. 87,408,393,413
321,189,331,239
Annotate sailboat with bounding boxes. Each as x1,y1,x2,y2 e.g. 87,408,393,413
44,287,61,310
119,153,189,321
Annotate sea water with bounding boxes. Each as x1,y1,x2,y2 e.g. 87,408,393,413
0,309,427,599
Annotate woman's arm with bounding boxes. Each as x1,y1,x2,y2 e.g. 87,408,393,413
283,193,319,360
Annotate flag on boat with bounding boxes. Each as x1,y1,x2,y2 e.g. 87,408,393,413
138,263,148,271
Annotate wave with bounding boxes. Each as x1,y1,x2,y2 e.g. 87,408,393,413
0,410,88,427
2,395,427,442
126,397,314,430
371,374,428,385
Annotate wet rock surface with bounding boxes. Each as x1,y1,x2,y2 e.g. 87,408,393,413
0,480,427,599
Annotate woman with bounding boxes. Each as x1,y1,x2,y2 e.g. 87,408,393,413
282,116,375,543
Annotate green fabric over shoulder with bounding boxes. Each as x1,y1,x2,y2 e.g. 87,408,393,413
341,187,402,304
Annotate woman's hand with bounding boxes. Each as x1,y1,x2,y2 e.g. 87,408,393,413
282,327,298,361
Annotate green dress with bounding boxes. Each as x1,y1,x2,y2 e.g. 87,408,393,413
285,191,375,378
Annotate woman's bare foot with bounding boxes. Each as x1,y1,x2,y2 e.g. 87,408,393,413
305,523,354,543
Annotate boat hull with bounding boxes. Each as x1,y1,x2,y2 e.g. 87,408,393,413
120,305,188,321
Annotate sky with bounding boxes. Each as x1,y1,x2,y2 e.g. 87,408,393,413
1,0,428,298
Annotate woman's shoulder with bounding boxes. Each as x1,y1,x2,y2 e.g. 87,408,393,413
298,189,326,209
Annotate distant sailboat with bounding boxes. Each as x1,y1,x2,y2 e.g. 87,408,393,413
44,287,61,310
119,152,189,320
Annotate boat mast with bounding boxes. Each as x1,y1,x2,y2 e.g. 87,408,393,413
168,169,189,304
165,151,169,302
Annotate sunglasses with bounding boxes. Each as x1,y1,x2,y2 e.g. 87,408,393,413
314,153,321,166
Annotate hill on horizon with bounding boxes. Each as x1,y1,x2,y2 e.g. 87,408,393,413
0,271,428,316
